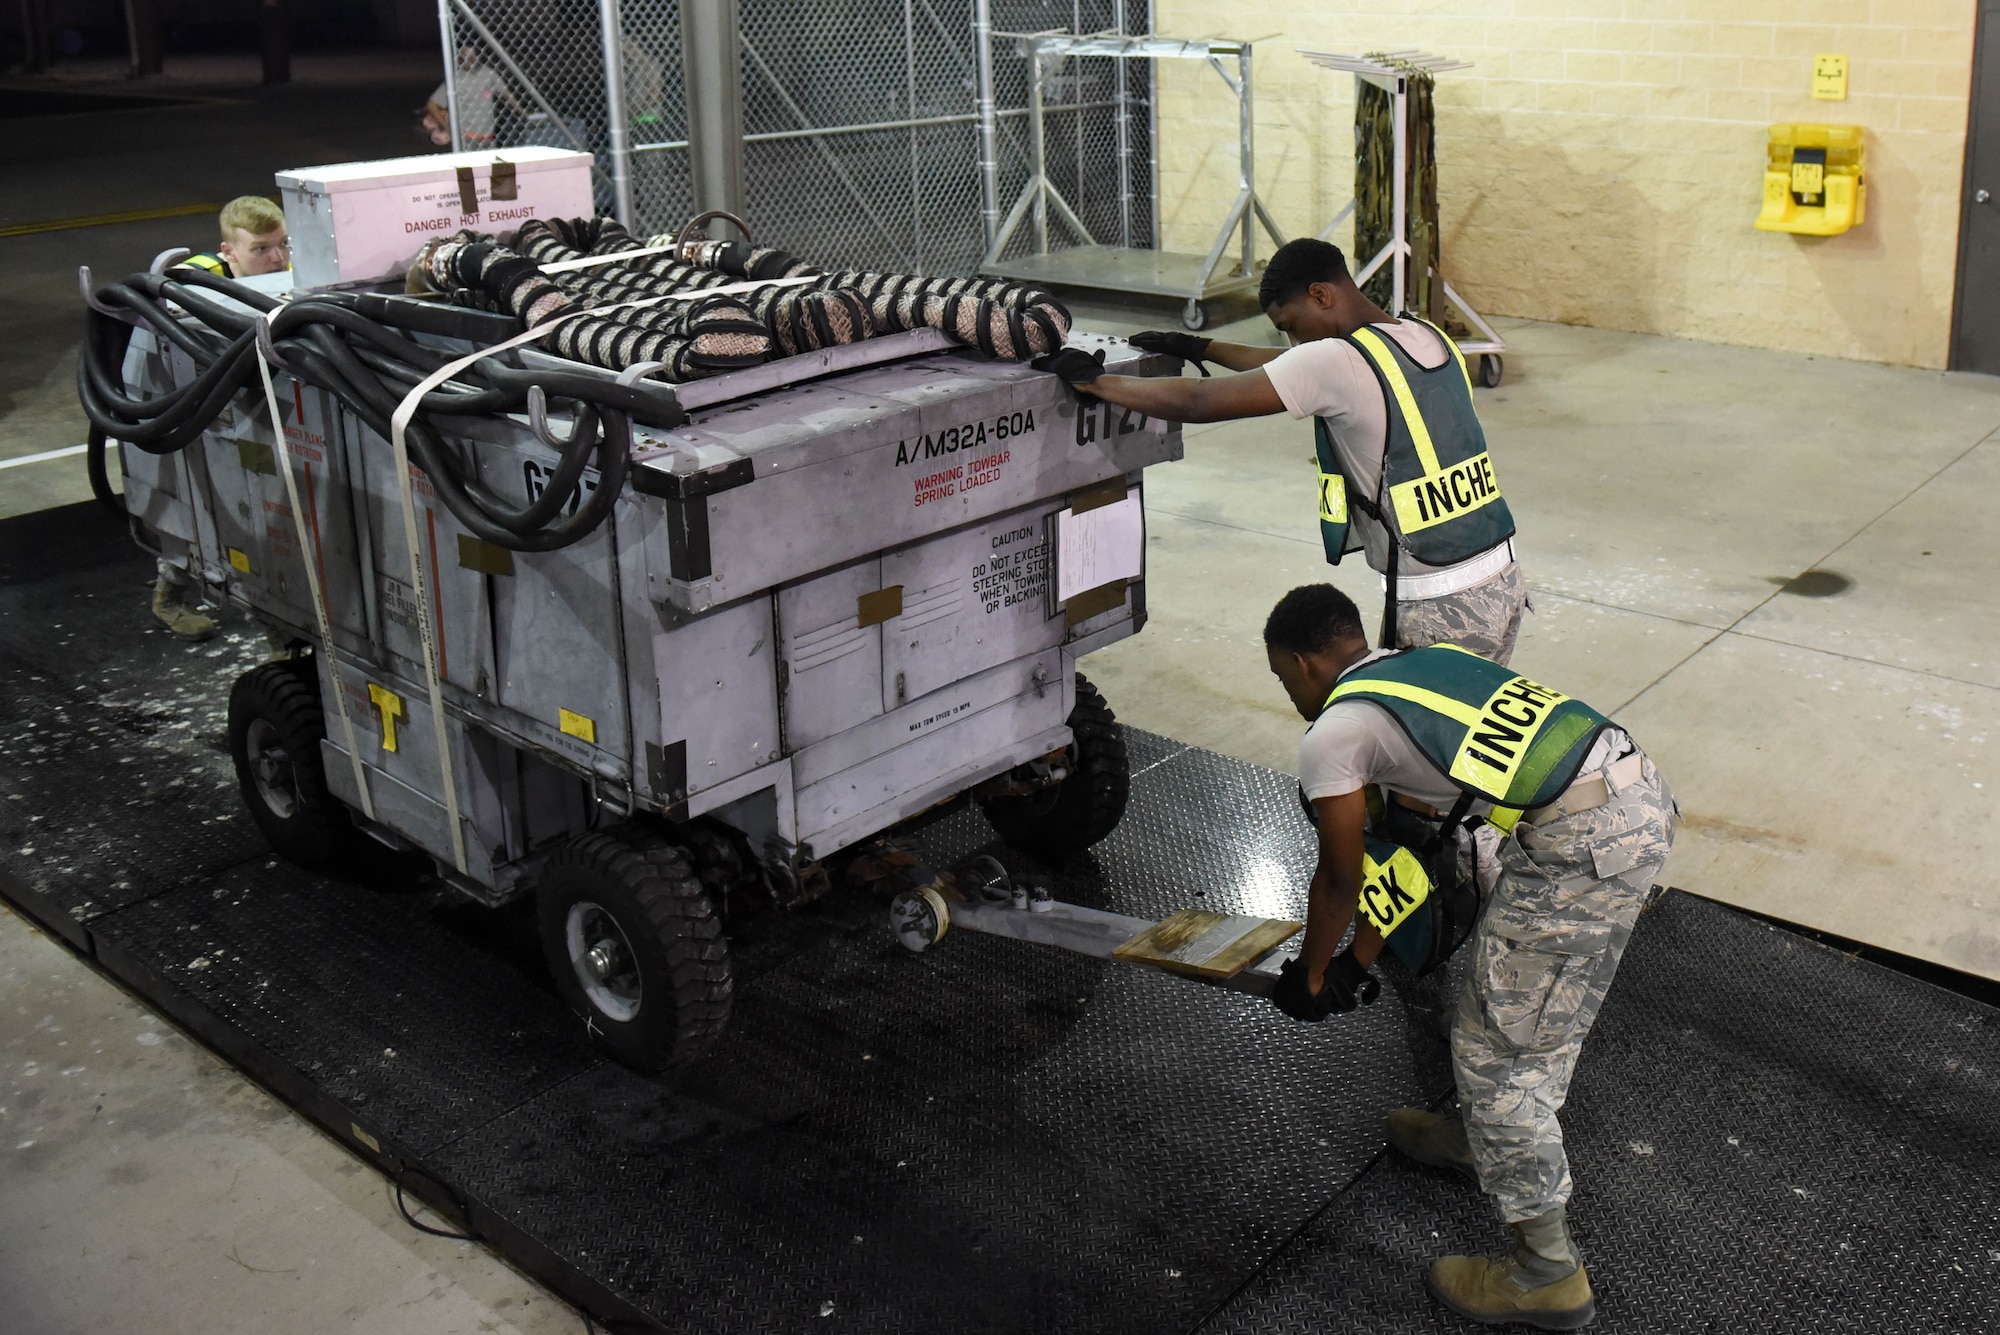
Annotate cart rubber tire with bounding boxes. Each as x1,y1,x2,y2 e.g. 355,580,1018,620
1181,299,1208,332
978,674,1130,859
1478,354,1504,388
536,830,733,1072
227,658,347,864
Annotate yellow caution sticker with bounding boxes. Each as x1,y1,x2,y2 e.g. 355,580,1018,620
226,547,252,574
366,683,404,753
559,708,597,744
1447,672,1571,797
1317,470,1348,524
1388,452,1503,535
1358,843,1431,938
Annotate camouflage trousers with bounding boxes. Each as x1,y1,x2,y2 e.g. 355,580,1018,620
1395,560,1527,665
1375,941,1467,1098
1451,750,1676,1223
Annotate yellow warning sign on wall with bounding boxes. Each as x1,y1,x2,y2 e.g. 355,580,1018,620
1813,54,1848,101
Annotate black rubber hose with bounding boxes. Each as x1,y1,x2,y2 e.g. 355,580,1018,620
86,427,122,517
76,269,674,550
77,329,258,453
77,307,257,445
288,336,602,552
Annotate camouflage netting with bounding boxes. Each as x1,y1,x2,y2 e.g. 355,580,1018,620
1355,56,1440,321
415,217,1072,383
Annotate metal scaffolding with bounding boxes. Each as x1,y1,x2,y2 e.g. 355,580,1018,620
437,0,1153,276
980,33,1283,330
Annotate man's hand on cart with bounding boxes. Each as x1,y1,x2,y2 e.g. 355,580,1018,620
1034,347,1108,394
1126,330,1214,376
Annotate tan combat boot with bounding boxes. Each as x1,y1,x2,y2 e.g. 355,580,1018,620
1427,1207,1595,1330
1385,1107,1477,1183
152,572,218,641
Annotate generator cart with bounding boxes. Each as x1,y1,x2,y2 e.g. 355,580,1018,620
79,157,1188,1071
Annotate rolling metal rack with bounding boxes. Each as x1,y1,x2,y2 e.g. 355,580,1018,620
980,34,1286,331
1304,49,1509,385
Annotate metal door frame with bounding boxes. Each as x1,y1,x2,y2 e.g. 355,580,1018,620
1950,0,2000,371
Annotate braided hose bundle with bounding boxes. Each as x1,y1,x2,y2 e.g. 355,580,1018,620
420,233,772,380
433,218,1073,378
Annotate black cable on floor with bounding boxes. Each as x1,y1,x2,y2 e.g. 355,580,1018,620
393,1163,483,1242
1185,1142,1393,1334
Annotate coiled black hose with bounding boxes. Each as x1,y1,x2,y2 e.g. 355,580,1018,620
76,268,681,551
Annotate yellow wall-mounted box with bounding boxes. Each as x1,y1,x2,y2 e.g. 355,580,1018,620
1756,123,1864,236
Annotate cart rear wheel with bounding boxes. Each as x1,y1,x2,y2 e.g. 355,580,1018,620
978,674,1130,859
1478,354,1504,388
536,830,733,1072
227,658,348,863
1181,299,1208,332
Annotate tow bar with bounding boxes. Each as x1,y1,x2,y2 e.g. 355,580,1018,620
853,848,1302,998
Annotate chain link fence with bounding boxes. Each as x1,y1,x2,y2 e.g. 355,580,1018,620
440,0,1152,276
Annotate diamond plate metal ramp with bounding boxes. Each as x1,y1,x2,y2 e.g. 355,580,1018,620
1200,891,2000,1334
425,756,1426,1332
5,503,2000,1333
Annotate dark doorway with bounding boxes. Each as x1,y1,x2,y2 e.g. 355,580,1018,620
1952,0,2000,373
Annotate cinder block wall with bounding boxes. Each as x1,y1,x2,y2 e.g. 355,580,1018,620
1152,1,1975,368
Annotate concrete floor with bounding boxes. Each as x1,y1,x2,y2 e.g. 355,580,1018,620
3,47,1999,1335
1075,302,2000,982
1,51,595,1335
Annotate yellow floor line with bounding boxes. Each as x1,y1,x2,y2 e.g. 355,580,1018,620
0,201,232,239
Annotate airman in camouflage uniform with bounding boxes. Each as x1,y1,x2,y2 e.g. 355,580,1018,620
1263,583,1677,1330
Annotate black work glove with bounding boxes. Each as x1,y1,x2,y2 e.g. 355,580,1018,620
1033,347,1107,386
1272,956,1336,1022
1127,330,1214,367
1323,951,1382,1013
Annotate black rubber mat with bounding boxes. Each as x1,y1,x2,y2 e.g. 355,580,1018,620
4,502,1998,1333
1203,891,2000,1334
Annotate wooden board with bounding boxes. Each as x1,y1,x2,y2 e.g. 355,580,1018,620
1112,909,1303,980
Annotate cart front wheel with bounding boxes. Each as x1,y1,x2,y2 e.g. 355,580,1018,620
978,674,1130,859
227,658,348,863
1181,299,1208,332
1478,354,1504,388
537,830,733,1072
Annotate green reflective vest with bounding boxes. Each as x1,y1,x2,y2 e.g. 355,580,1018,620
1325,644,1613,830
1314,317,1515,568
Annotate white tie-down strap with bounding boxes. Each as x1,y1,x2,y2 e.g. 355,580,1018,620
385,277,813,873
254,315,377,823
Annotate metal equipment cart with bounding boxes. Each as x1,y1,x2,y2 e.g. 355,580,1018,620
91,218,1188,1074
1303,49,1509,386
980,35,1286,332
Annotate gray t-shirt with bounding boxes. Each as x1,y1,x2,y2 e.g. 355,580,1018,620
1263,319,1458,577
1298,650,1630,814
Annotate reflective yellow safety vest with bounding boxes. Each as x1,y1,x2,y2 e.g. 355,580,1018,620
174,252,231,277
1325,644,1614,833
1297,792,1451,971
1359,834,1439,970
1314,317,1515,568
